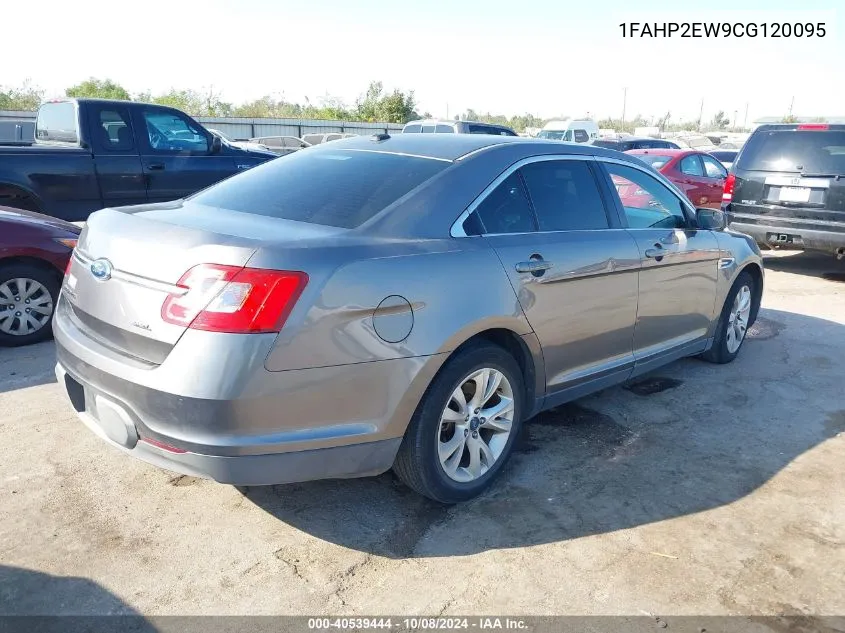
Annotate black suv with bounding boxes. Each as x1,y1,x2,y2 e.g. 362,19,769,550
724,124,845,257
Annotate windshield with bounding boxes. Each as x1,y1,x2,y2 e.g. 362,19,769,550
538,130,568,140
190,148,448,228
637,155,672,170
740,130,845,173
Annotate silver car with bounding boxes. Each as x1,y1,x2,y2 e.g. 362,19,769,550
54,134,764,503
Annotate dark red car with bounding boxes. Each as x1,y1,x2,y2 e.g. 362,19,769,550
626,149,729,209
0,206,80,346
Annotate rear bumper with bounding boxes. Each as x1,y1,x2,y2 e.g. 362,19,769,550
52,301,445,484
727,220,845,253
55,357,403,485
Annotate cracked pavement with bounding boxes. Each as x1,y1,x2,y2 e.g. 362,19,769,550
0,250,843,616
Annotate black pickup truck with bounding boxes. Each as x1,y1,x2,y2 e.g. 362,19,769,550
0,99,277,221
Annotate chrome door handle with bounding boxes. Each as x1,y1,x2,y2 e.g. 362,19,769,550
645,248,664,259
515,260,553,274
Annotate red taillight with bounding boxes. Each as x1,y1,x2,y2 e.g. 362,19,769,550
797,123,829,131
722,172,736,203
140,436,187,454
64,256,73,277
160,264,308,334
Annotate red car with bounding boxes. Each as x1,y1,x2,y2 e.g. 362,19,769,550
626,149,729,209
0,206,80,346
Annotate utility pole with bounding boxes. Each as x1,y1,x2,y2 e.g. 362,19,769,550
698,98,704,130
446,103,449,119
621,87,627,129
733,110,738,129
788,96,794,117
743,102,749,129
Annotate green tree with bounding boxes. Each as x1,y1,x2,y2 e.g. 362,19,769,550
709,110,730,130
781,114,798,124
66,78,130,100
355,81,416,123
148,88,232,116
0,79,44,111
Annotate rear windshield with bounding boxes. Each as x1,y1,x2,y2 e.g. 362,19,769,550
591,140,620,150
35,102,79,144
636,155,672,170
739,130,845,173
190,149,448,228
710,150,737,161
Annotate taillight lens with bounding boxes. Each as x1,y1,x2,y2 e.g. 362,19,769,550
722,172,736,203
161,264,308,334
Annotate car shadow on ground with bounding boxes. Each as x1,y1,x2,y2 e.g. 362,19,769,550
761,249,845,281
242,307,845,558
0,340,57,394
0,564,157,630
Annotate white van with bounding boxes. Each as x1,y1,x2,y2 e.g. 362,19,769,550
537,119,598,143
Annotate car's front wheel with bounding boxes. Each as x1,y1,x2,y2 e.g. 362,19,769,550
0,263,60,347
393,342,525,503
701,270,756,364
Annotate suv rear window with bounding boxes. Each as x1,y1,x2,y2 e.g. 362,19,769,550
739,129,845,173
190,149,447,228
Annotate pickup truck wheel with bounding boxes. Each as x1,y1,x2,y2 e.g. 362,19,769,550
393,342,525,503
0,263,60,347
700,270,755,364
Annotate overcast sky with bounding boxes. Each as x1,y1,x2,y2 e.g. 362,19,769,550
5,0,841,124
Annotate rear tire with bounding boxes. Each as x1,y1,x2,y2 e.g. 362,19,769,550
701,270,755,364
0,263,60,347
393,342,525,503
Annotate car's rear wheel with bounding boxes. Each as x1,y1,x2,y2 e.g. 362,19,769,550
700,270,755,364
0,263,60,347
393,342,525,503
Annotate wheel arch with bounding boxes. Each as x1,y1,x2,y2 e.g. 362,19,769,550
737,261,764,326
0,181,43,212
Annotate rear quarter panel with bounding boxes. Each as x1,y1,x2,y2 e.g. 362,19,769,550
259,238,532,372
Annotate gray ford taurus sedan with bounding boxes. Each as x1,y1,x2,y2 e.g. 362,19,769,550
54,134,764,503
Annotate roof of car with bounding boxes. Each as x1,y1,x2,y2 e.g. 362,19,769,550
324,133,630,162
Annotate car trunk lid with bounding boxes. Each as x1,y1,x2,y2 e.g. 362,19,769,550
62,201,340,364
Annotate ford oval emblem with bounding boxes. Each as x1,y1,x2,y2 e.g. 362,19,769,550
90,258,113,281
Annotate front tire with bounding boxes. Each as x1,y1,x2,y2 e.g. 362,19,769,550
393,342,525,503
701,270,755,364
0,263,60,347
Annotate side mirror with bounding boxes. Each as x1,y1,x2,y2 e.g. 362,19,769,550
696,207,726,231
210,134,222,155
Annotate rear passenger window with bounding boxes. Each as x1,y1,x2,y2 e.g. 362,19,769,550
96,108,134,152
520,160,608,231
470,172,535,235
435,125,454,133
680,155,705,176
403,125,422,133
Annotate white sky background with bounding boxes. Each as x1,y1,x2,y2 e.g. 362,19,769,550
3,0,842,124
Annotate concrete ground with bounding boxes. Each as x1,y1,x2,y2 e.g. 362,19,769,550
0,251,843,618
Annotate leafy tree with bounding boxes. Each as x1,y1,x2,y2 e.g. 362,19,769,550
781,114,798,124
0,79,44,111
148,88,232,116
709,110,730,130
355,81,416,124
66,78,130,100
